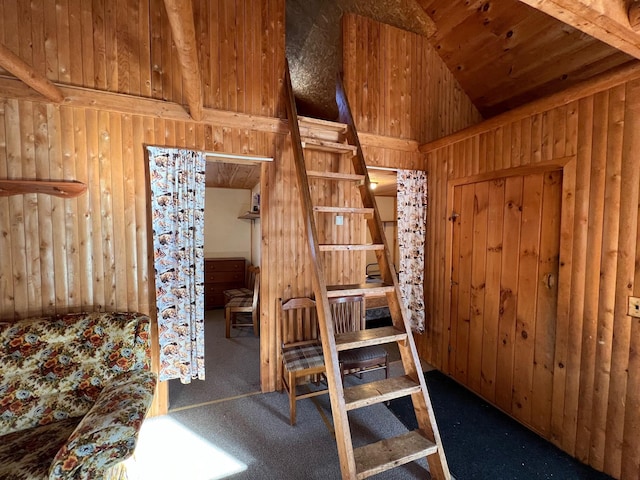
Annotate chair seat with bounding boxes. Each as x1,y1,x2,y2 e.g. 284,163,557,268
339,345,387,364
224,287,253,299
226,296,253,308
283,344,324,372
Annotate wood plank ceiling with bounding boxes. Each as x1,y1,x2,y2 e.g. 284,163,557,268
418,0,635,117
287,0,634,119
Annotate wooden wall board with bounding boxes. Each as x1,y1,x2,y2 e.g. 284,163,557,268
420,76,640,480
0,0,283,117
342,13,482,144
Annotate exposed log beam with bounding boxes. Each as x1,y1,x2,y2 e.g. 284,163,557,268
0,75,420,156
518,0,640,59
0,43,64,103
162,0,203,121
404,0,437,38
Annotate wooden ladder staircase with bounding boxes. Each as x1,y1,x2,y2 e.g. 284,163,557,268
283,62,451,480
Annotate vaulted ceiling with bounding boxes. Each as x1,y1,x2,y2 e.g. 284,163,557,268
201,0,640,192
419,0,634,117
287,0,636,119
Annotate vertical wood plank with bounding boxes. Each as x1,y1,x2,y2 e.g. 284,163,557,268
563,96,594,455
468,180,488,394
512,172,544,425
60,106,80,311
33,102,54,314
480,178,505,402
0,101,14,315
603,80,640,478
495,175,523,413
574,91,608,463
589,84,625,472
531,169,562,436
73,107,93,309
19,102,41,317
448,185,462,375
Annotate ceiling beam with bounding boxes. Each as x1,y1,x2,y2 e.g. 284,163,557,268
404,0,437,38
518,0,640,59
162,0,204,121
0,43,64,103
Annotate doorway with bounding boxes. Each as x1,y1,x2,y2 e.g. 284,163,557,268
168,157,264,411
448,168,562,435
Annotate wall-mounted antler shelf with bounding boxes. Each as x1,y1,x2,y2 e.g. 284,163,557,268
0,180,87,198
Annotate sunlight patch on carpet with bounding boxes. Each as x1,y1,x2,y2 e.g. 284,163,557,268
130,416,247,480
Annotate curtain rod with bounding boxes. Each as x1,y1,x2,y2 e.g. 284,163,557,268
367,166,398,172
205,151,273,163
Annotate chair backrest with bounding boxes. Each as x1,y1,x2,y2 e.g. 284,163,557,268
246,264,259,289
328,295,365,334
251,268,260,309
279,297,319,348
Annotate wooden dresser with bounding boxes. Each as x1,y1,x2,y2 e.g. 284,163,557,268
204,257,245,309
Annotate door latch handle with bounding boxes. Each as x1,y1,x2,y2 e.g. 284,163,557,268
544,273,556,289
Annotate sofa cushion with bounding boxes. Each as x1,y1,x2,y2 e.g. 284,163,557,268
0,417,81,480
0,312,151,436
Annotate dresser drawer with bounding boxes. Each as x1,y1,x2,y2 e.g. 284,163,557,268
205,259,245,274
205,270,244,284
204,258,247,308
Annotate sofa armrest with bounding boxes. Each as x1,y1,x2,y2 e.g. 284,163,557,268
49,370,156,480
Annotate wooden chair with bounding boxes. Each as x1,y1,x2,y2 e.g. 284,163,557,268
279,297,327,425
329,295,389,381
225,268,260,338
223,264,259,302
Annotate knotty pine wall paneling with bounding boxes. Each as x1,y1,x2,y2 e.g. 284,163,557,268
420,78,640,480
0,0,287,414
0,0,283,117
0,97,287,413
342,13,483,145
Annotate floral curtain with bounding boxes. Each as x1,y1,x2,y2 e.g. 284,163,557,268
147,147,206,383
397,170,427,333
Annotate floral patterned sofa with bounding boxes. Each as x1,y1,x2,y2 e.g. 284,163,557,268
0,312,157,480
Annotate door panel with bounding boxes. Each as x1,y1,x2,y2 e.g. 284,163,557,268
449,170,562,431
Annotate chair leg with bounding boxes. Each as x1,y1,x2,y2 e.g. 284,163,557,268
288,371,297,426
225,308,232,338
252,309,259,337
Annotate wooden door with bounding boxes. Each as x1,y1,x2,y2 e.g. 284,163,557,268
448,169,562,436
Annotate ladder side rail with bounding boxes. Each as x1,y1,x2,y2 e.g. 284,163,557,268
336,72,451,480
335,74,399,291
284,61,357,480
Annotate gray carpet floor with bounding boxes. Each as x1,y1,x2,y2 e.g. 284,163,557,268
141,309,434,479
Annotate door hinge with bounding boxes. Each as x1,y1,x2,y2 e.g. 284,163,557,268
449,212,460,222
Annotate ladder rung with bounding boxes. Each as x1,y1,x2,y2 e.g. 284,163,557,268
354,430,438,480
307,171,365,182
298,127,342,143
301,138,357,154
326,282,395,297
335,326,407,351
344,375,421,411
319,244,384,252
314,206,374,215
298,115,348,133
